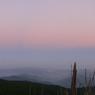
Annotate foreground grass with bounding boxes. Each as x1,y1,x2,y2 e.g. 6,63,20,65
0,79,70,95
0,79,95,95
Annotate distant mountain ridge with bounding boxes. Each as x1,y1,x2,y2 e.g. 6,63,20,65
0,68,94,88
1,74,54,85
1,74,90,88
55,74,91,88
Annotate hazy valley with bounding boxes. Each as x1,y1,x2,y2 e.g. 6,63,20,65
0,67,93,88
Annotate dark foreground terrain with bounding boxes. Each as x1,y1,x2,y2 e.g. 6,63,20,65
0,79,70,95
0,79,95,95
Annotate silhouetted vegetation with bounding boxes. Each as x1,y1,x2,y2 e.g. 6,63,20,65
0,79,70,95
0,78,95,95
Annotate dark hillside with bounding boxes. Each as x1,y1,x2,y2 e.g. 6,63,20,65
0,79,70,95
1,79,95,95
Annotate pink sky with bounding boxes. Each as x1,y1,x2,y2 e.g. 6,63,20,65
0,0,95,69
0,0,95,49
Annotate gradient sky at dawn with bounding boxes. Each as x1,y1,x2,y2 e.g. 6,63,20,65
0,0,95,69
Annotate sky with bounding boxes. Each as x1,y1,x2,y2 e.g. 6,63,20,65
0,0,95,69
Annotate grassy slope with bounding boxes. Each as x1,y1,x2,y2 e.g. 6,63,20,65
0,79,70,95
1,79,95,95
